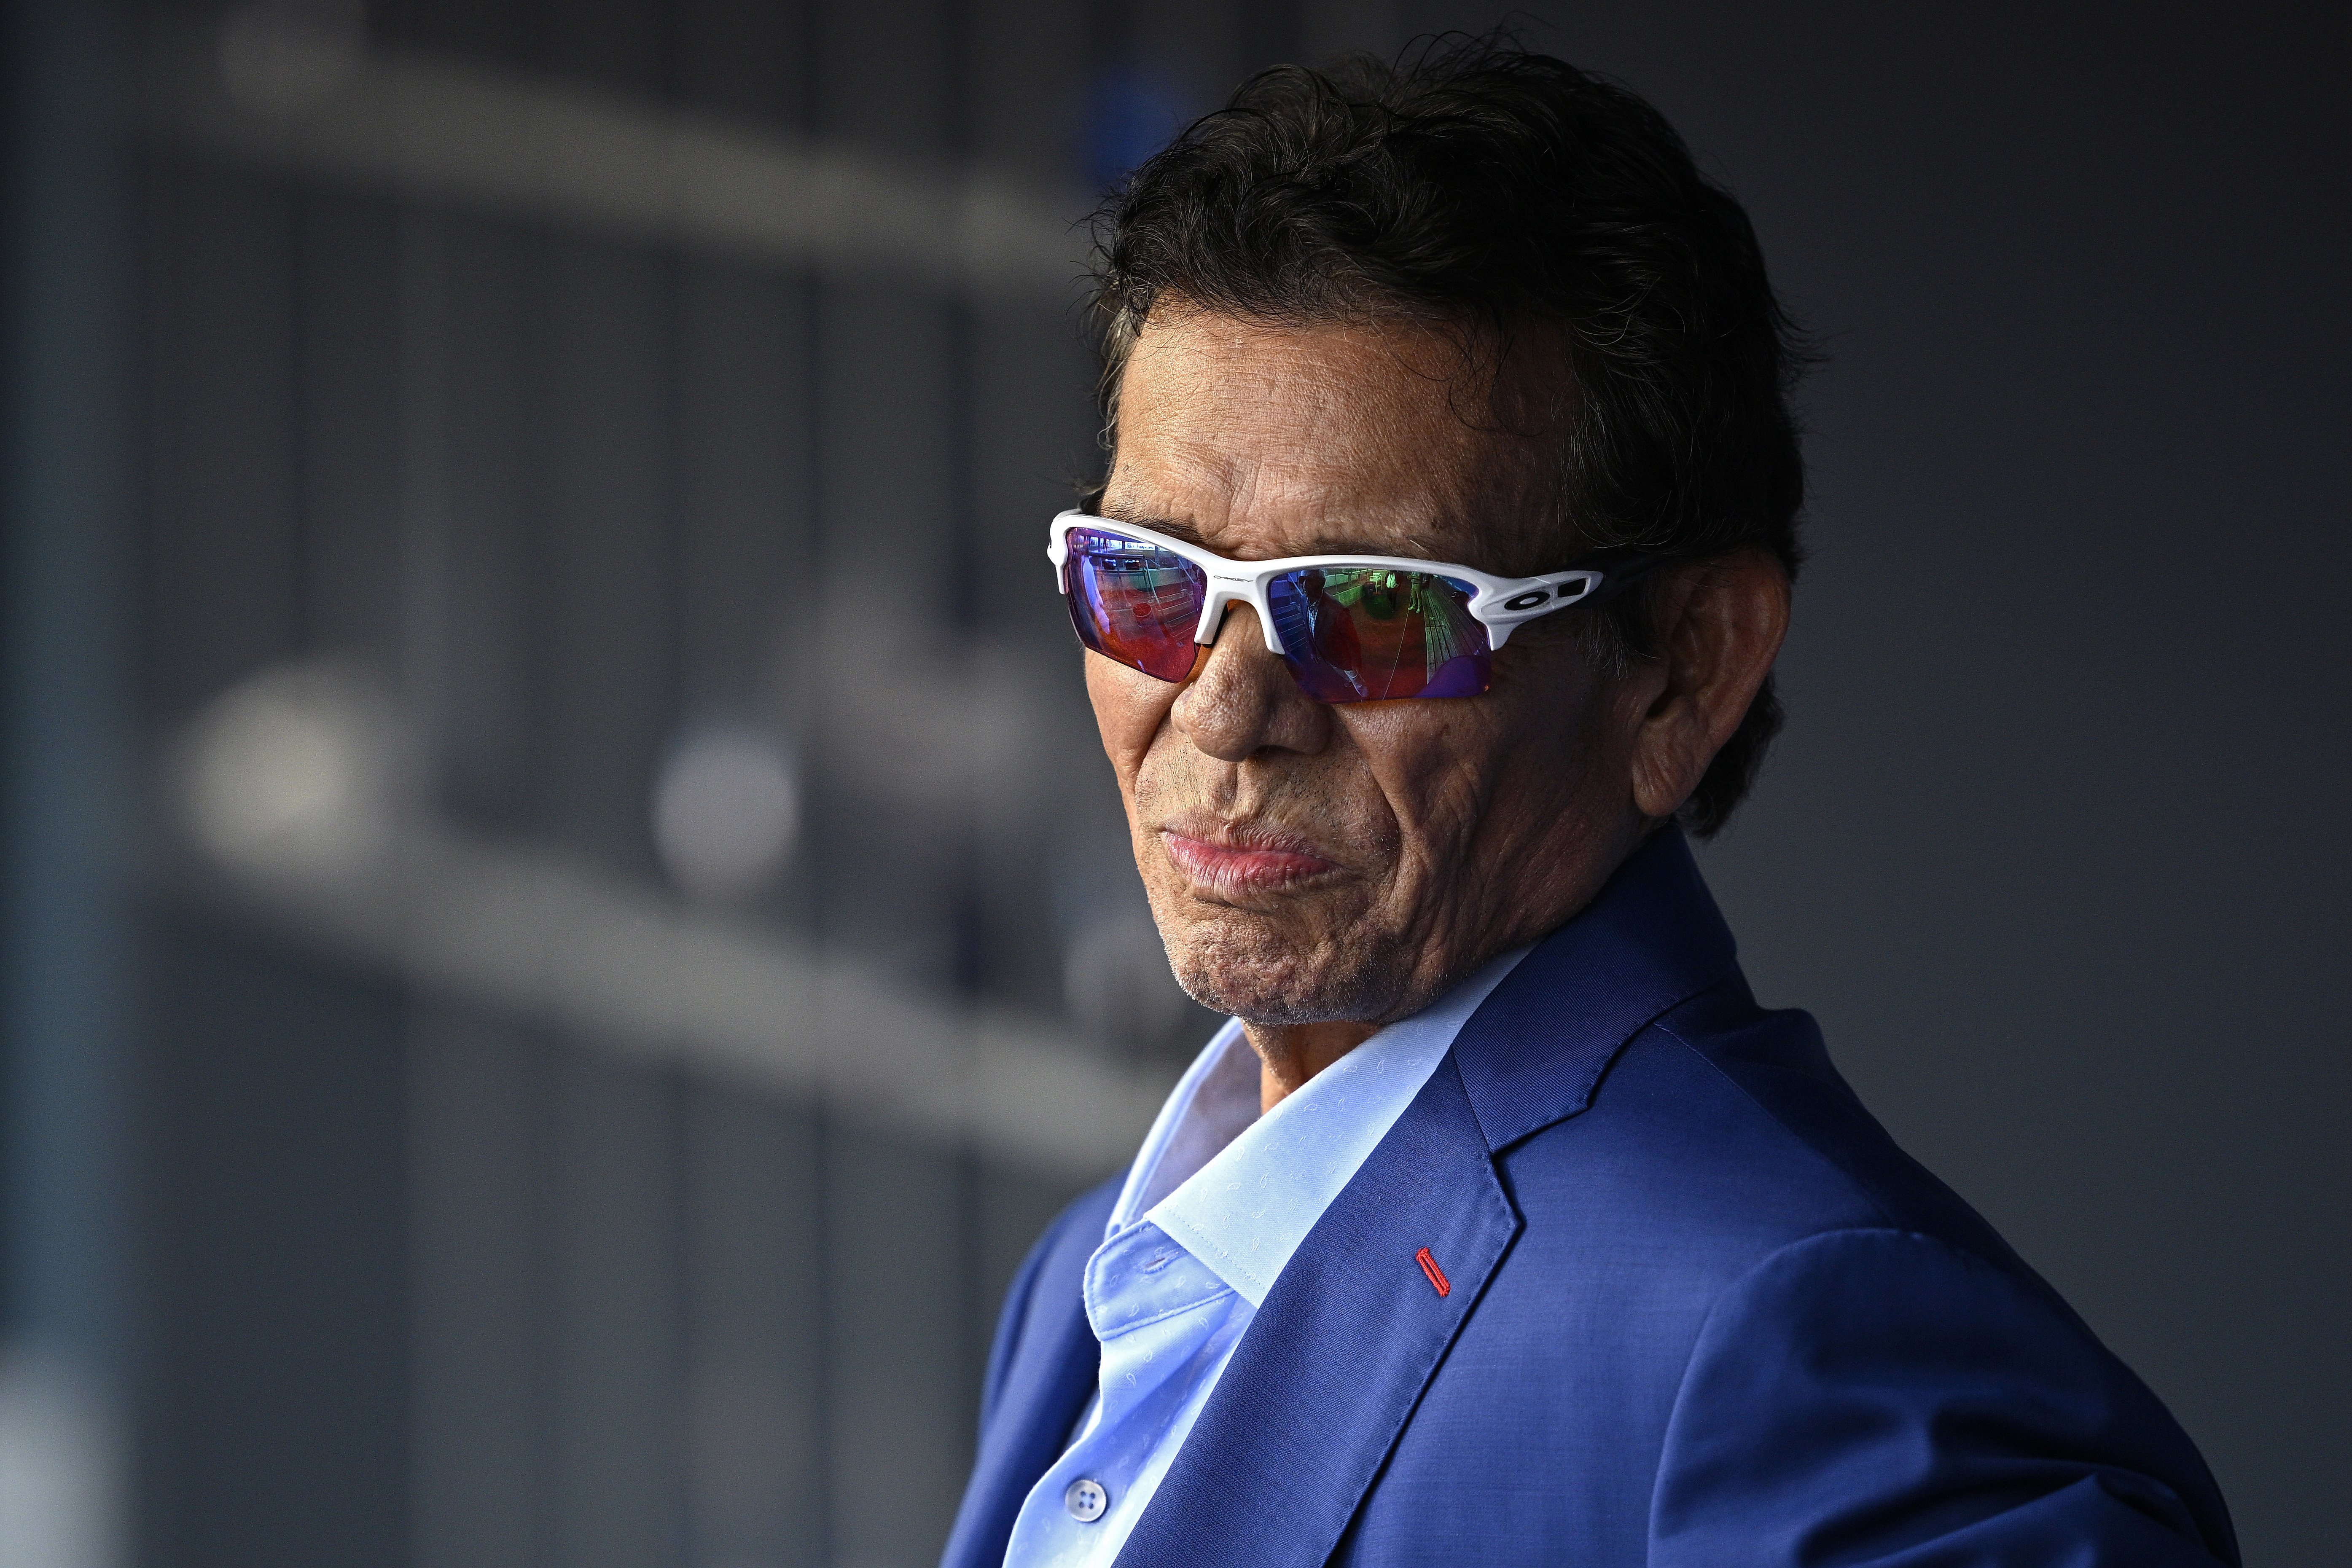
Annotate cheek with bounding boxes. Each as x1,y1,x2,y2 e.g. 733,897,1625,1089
1336,707,1502,843
1084,653,1182,789
1335,652,1603,846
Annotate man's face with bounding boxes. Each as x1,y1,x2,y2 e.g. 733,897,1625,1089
1090,307,1653,1028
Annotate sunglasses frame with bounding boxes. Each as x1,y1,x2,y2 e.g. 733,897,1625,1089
1046,510,1611,667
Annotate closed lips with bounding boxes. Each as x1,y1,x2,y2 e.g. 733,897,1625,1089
1159,828,1339,895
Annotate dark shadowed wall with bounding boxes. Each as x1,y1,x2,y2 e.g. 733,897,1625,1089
1400,5,2349,1563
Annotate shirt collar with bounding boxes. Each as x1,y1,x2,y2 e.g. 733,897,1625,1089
1105,943,1532,1308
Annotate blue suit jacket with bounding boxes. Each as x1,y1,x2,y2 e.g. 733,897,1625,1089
942,831,2236,1568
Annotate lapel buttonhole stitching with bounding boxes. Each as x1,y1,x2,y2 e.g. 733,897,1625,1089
1413,1246,1452,1296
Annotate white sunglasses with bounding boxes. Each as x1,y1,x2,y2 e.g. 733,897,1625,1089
1048,510,1621,703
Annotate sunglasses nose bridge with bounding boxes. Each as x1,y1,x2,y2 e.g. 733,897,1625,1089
1195,578,1287,656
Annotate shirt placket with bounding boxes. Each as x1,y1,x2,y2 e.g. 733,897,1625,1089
1005,1222,1237,1565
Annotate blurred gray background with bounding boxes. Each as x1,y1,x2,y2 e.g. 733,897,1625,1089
0,1,2341,1566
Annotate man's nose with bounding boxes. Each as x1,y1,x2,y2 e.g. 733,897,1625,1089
1171,601,1331,761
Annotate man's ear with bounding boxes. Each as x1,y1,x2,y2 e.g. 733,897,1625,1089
1629,551,1790,821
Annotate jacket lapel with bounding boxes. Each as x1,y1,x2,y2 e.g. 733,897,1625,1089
1451,827,1738,1152
1109,1052,1517,1568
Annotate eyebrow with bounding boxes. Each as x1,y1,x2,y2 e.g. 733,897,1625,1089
1098,508,1446,563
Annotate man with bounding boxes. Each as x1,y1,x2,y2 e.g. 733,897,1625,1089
944,42,2234,1568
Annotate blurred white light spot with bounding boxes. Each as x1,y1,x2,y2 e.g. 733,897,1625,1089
0,1345,123,1568
178,661,401,883
217,0,366,116
653,725,799,905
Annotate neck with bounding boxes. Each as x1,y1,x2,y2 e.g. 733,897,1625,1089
1242,1018,1382,1112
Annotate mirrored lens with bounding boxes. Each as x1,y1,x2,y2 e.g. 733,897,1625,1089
1266,567,1491,701
1063,527,1207,682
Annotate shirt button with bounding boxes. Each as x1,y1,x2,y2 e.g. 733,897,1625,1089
1065,1478,1109,1522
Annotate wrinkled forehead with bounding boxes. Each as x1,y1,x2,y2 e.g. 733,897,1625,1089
1102,307,1567,572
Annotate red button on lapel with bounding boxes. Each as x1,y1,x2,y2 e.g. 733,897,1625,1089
1414,1246,1452,1297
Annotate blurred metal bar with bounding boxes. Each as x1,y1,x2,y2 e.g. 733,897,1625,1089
407,1010,549,1568
0,0,137,1562
183,810,1169,1182
143,11,1089,299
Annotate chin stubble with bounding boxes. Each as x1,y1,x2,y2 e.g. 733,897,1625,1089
1155,903,1442,1026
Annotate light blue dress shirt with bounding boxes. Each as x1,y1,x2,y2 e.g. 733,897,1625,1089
1000,945,1532,1568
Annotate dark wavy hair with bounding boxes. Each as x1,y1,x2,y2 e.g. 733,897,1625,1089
1085,37,1807,838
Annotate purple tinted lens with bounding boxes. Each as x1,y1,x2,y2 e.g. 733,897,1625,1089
1063,527,1207,682
1266,567,1491,702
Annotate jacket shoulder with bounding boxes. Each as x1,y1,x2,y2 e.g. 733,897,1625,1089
1497,973,2034,1290
1653,1227,2237,1564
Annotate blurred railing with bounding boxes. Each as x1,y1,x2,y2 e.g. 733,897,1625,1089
169,658,1171,1178
146,7,1088,295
